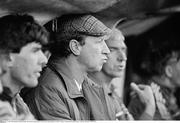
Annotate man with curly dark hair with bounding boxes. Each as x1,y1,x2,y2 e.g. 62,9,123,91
0,14,49,120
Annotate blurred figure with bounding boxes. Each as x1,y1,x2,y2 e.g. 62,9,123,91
88,28,156,120
0,14,49,120
129,24,180,120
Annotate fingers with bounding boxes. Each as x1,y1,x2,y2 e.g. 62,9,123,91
130,82,141,94
150,82,166,104
151,82,160,95
131,82,148,94
131,82,155,105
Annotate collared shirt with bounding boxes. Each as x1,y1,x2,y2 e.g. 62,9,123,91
106,84,134,120
24,56,118,120
74,79,82,92
24,57,90,120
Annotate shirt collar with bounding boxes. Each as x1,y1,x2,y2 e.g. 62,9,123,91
48,58,84,98
74,79,82,91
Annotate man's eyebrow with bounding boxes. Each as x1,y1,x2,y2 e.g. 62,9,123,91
109,46,127,50
109,47,119,49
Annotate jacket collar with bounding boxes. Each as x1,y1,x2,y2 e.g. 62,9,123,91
0,87,12,103
48,57,84,99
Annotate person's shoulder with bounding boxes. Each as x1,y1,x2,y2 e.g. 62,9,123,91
39,66,63,86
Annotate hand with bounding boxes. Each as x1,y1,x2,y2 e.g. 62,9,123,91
131,82,155,105
151,83,165,103
150,82,171,120
131,82,156,117
0,101,16,120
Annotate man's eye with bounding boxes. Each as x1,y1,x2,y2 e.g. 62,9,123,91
97,39,104,43
109,48,115,52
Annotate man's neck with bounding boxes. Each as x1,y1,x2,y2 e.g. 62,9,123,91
65,56,86,86
1,72,22,97
88,71,112,87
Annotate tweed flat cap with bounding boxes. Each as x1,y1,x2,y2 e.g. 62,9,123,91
48,14,112,39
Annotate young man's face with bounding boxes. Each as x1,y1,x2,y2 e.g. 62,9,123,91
10,42,48,87
102,30,127,78
78,35,110,72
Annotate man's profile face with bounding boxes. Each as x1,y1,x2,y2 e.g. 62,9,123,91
102,29,127,78
10,42,48,87
78,35,110,72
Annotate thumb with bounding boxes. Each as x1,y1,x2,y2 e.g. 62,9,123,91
130,82,141,94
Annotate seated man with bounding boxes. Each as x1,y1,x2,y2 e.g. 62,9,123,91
24,14,124,120
88,28,156,120
0,14,49,120
129,26,180,120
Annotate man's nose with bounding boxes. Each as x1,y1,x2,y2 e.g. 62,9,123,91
39,51,48,67
117,51,127,62
102,41,110,55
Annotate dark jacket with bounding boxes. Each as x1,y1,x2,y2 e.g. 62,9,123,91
24,57,117,120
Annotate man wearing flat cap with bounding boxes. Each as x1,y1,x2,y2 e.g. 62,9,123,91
24,14,121,120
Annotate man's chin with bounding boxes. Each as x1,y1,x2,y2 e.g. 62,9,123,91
26,80,38,88
112,72,124,78
89,66,103,72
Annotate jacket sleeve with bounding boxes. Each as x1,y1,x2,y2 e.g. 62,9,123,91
33,85,72,120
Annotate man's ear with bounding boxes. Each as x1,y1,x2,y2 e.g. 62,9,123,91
165,65,173,77
7,53,15,67
69,39,82,56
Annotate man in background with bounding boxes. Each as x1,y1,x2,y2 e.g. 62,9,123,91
129,29,180,120
88,27,156,120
